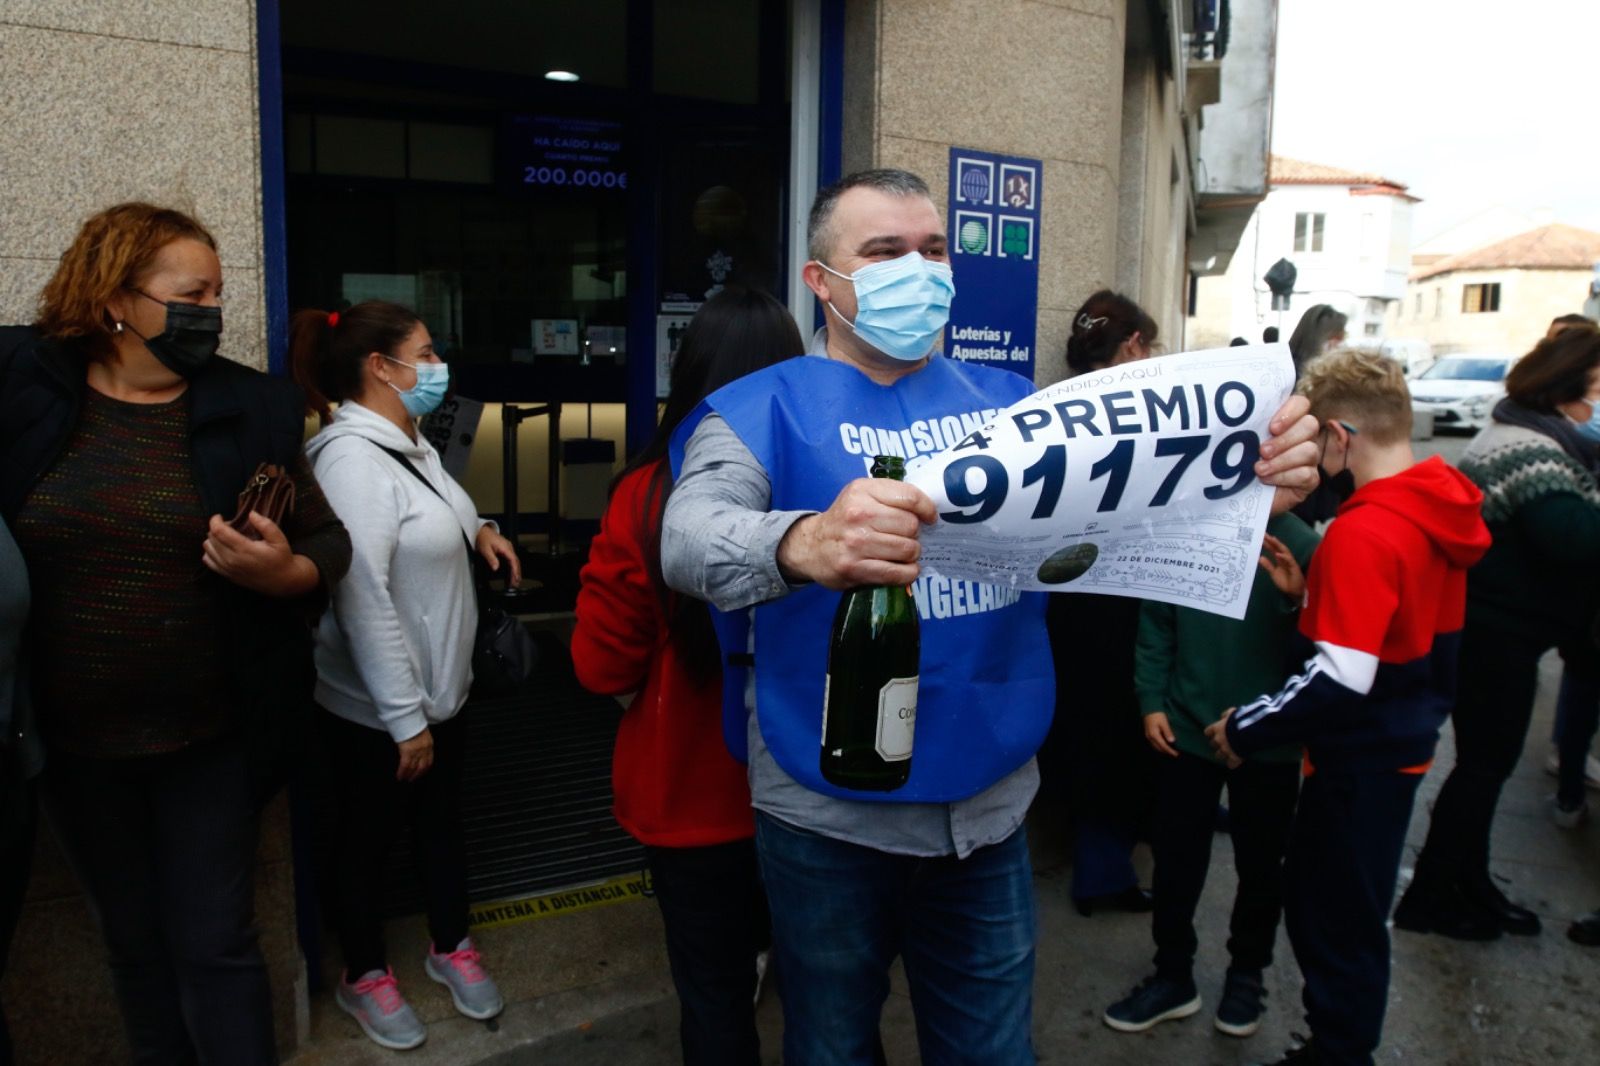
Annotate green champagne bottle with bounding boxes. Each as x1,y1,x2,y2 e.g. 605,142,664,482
820,455,920,791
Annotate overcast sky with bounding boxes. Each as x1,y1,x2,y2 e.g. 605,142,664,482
1271,0,1600,244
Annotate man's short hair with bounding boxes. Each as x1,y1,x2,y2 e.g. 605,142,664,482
807,169,932,262
1296,348,1413,446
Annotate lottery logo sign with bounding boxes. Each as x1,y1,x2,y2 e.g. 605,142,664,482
955,158,995,205
947,148,1043,378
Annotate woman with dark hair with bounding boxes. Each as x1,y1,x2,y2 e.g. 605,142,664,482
0,202,351,1065
1065,289,1159,375
291,300,520,1050
1286,304,1347,376
1396,327,1600,940
571,287,801,1065
1287,306,1353,525
1047,291,1161,915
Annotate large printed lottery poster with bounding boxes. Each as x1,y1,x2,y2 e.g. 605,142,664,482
906,344,1297,620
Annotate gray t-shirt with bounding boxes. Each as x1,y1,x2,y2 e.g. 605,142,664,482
660,394,1039,860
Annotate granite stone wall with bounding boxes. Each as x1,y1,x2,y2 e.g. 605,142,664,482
841,0,1200,383
0,0,270,370
0,3,300,1063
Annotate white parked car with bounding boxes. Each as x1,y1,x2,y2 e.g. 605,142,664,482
1379,337,1435,378
1406,354,1516,432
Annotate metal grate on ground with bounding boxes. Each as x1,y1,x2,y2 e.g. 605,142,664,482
378,683,644,919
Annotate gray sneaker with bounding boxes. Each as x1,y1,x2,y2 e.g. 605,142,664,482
336,968,426,1050
425,938,504,1020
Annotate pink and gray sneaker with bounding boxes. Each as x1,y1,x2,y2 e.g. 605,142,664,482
335,967,426,1050
425,937,504,1020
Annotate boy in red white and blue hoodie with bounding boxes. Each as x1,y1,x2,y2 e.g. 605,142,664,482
1208,350,1490,1066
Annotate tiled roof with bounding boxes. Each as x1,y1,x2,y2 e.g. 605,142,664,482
1269,155,1408,190
1411,223,1600,281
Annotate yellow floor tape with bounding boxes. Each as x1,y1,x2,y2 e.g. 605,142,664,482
467,871,651,931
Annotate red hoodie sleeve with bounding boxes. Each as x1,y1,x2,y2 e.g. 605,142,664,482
572,466,662,696
1227,522,1397,753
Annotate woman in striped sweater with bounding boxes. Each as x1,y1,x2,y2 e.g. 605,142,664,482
1396,327,1600,940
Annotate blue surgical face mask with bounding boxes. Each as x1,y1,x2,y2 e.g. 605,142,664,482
1579,397,1600,442
385,357,449,417
820,252,956,362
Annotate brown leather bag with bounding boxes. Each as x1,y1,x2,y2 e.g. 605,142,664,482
228,462,297,539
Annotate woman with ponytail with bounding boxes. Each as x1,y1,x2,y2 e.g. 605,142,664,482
290,301,519,1051
1048,290,1162,915
1065,289,1159,375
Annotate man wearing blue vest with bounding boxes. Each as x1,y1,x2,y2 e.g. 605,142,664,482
661,169,1320,1064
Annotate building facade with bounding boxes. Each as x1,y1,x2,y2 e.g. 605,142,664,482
1187,155,1415,349
1387,223,1600,355
0,1,1277,1060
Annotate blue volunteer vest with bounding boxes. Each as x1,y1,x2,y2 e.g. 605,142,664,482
671,354,1056,803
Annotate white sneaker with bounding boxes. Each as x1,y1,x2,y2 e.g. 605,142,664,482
1544,746,1600,789
425,938,504,1020
753,949,771,1007
336,968,426,1051
1549,793,1589,830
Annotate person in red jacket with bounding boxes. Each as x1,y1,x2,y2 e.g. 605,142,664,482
1208,350,1491,1066
573,287,802,1066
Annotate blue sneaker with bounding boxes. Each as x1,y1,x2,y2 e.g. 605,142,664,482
1215,969,1266,1037
1103,973,1200,1032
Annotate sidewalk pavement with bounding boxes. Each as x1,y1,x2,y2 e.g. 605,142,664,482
291,645,1600,1065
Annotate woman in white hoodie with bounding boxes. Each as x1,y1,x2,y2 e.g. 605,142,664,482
291,300,520,1051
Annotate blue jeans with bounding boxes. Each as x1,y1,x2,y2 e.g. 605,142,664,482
754,812,1036,1066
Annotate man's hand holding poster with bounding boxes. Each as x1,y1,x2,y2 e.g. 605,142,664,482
907,344,1296,619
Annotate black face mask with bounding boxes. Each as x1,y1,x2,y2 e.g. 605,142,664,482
1318,464,1357,503
126,291,222,377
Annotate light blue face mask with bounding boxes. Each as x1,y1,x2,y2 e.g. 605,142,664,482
820,251,956,362
385,357,449,417
1580,398,1600,442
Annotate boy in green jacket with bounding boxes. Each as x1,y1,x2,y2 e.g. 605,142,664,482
1102,513,1319,1038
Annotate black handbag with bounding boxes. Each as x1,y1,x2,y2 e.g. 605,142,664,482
372,444,539,697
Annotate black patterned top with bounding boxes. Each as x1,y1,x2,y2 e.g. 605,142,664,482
13,387,337,758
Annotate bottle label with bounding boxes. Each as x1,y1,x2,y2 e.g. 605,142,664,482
874,676,918,762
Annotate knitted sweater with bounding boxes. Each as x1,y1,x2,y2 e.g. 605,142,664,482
1458,421,1600,643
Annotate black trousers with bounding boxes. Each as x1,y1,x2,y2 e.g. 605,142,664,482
1413,624,1546,890
1151,751,1300,979
646,839,771,1066
1284,770,1421,1066
320,711,468,976
42,735,275,1066
0,773,36,1066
